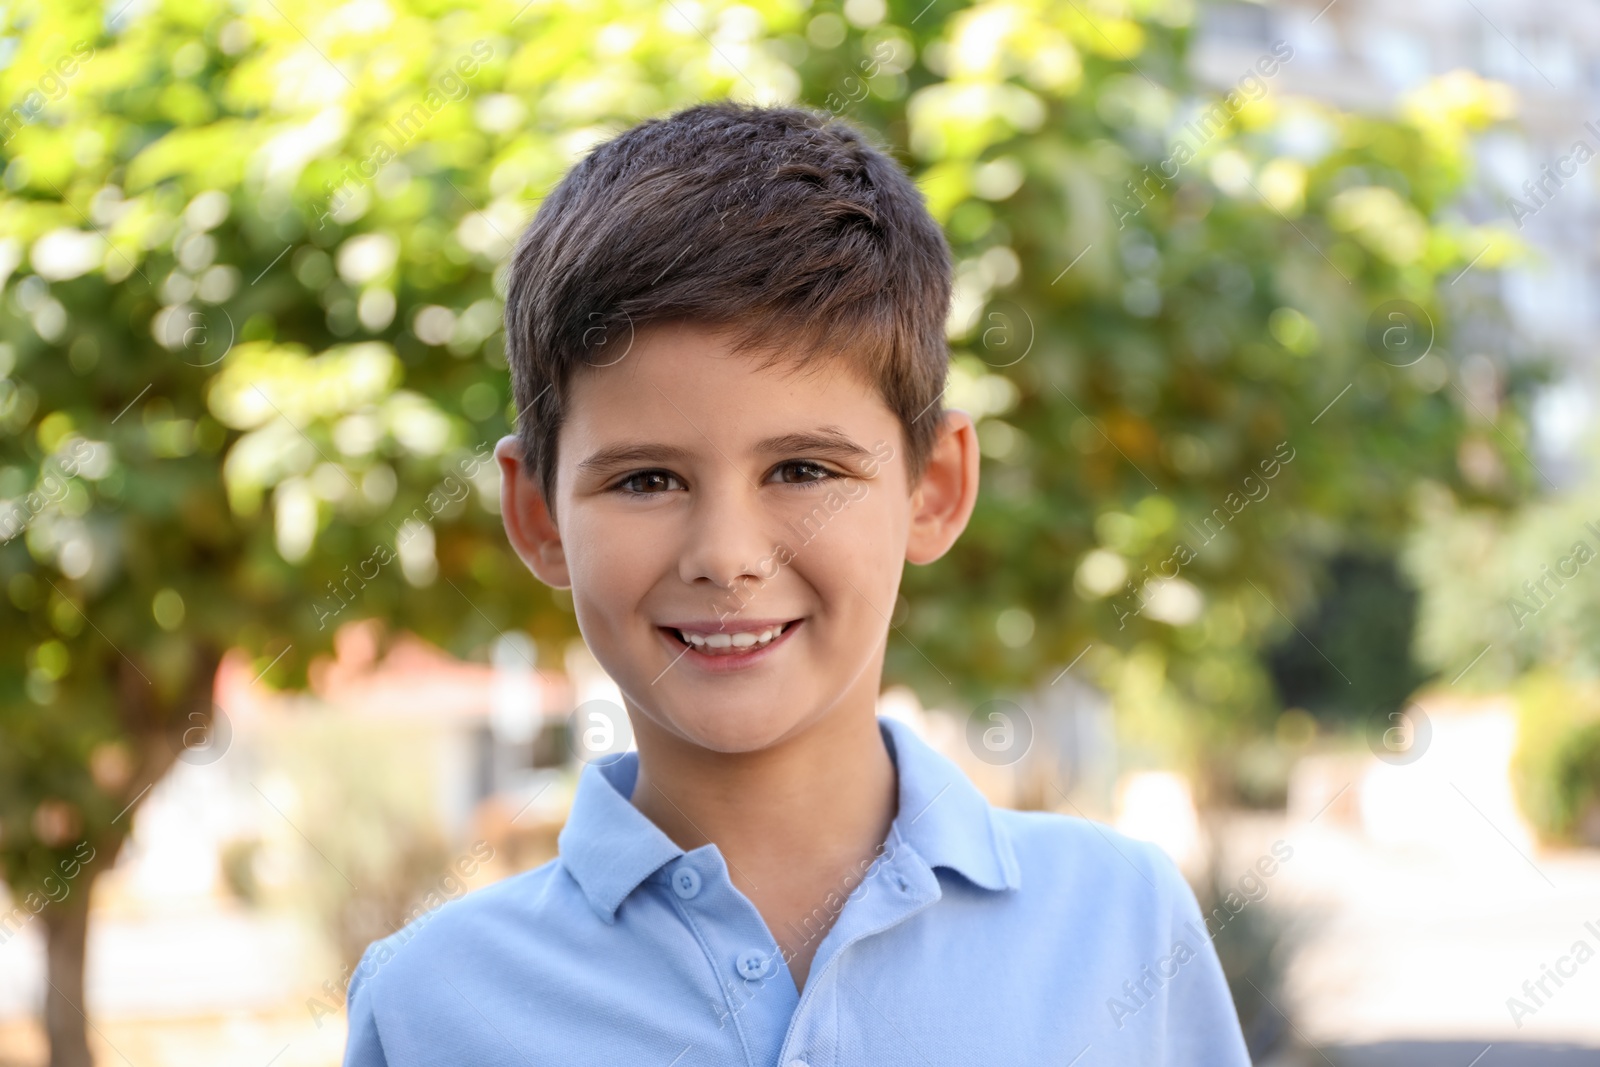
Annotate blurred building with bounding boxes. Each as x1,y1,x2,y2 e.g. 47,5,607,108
290,621,577,836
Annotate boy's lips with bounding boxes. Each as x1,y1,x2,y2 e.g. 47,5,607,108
656,617,804,672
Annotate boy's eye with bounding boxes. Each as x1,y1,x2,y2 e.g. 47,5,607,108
615,470,683,494
770,460,838,485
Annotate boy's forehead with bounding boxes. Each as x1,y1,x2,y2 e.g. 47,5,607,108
563,320,888,438
621,318,871,380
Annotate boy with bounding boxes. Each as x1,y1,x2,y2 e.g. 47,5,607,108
343,102,1250,1066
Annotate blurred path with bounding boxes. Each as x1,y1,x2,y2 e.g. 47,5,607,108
0,901,343,1067
1223,744,1600,1062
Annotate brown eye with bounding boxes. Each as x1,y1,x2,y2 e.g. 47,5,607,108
772,461,835,485
618,471,682,494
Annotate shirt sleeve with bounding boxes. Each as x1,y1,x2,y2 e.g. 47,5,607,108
342,942,392,1067
1146,842,1254,1066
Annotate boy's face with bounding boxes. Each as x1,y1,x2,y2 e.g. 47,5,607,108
497,321,977,755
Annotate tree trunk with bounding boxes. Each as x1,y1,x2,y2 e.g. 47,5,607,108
41,884,95,1067
35,642,225,1066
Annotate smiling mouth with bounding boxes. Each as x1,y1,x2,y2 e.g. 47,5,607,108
661,620,800,657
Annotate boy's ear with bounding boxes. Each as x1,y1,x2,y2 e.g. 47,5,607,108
905,409,980,566
495,435,572,589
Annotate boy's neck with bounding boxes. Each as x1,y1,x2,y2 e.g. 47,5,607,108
627,702,899,940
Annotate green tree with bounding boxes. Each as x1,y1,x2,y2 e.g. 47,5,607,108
866,20,1540,774
0,1,1536,1062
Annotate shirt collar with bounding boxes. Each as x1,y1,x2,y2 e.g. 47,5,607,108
556,750,684,925
879,714,1021,894
557,714,1020,924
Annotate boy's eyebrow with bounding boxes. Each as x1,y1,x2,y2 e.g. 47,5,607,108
574,428,874,475
575,443,697,475
755,427,874,462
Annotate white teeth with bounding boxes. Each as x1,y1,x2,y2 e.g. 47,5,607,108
676,622,790,651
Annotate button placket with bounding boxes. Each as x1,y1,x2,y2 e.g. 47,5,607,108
775,833,941,1067
661,845,803,1067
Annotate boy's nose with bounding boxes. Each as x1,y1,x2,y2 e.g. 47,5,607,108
675,479,775,593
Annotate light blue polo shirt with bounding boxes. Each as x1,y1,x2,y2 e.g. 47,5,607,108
342,715,1250,1066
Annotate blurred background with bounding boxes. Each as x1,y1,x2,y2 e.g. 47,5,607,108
3,0,1600,1064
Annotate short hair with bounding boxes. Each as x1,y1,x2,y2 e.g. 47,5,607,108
503,101,953,505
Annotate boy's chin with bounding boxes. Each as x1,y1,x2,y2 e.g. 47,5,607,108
651,701,814,755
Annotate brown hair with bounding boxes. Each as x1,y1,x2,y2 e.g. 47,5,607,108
502,101,953,503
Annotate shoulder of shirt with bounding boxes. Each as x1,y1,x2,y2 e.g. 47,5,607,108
989,805,1189,905
351,854,573,999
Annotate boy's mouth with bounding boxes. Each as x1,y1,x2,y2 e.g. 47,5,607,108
658,618,802,659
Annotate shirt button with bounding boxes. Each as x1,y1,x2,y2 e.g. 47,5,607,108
670,864,702,900
735,948,771,980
